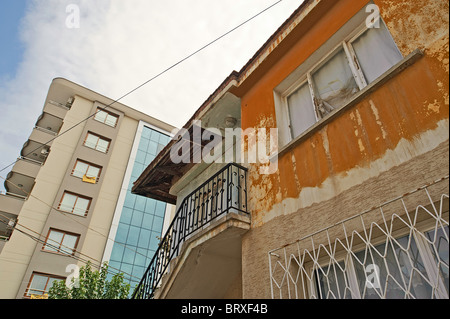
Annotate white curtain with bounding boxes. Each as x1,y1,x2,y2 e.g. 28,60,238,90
73,161,89,178
351,23,403,84
353,234,433,299
73,197,90,216
45,231,64,252
287,82,317,139
60,193,77,213
61,234,78,254
312,48,359,110
86,165,100,178
85,133,99,149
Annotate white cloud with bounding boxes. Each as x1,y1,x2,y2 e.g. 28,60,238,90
0,0,302,190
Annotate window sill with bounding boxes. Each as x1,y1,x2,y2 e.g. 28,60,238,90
41,249,76,258
83,145,109,155
275,48,424,160
70,175,100,184
93,118,118,128
56,209,88,218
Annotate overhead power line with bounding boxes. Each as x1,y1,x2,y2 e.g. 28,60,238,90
0,0,286,290
0,174,150,268
0,213,141,282
0,0,283,174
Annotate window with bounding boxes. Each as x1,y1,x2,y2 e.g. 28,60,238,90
84,132,111,153
25,273,64,297
72,159,102,183
352,234,433,299
314,225,449,299
425,226,449,295
42,228,80,255
94,108,119,127
58,192,91,217
283,19,403,142
315,260,355,299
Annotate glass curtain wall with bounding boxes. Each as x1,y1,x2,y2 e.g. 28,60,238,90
107,126,171,293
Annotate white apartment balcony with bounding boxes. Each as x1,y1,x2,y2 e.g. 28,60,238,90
9,130,51,198
43,100,71,119
4,171,35,199
0,192,24,217
35,112,63,135
11,157,42,179
3,156,43,200
0,192,24,253
20,140,50,165
28,126,56,146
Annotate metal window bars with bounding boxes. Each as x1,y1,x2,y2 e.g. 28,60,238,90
269,175,449,299
132,163,248,299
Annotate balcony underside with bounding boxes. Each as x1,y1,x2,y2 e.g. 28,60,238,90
4,172,35,198
155,212,250,299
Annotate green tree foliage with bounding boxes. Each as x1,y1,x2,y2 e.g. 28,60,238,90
48,261,130,299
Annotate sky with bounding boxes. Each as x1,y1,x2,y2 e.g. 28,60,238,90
0,0,303,192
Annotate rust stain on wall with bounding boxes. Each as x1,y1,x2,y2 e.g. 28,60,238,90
241,0,449,228
376,0,449,57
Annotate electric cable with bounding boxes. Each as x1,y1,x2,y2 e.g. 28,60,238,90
0,177,153,283
0,0,284,174
0,214,141,282
0,0,285,277
0,0,287,293
0,174,152,263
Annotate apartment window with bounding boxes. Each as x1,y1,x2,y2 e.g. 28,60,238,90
94,108,119,127
72,159,102,183
425,227,449,295
25,273,64,297
42,228,80,255
282,19,403,142
58,191,91,217
314,225,449,299
315,260,352,299
351,231,446,299
84,132,111,153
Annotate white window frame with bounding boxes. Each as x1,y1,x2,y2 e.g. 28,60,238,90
278,18,403,145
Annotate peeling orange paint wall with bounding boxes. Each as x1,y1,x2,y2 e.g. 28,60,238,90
239,0,448,298
239,0,449,227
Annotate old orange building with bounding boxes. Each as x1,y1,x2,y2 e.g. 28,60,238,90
132,0,448,299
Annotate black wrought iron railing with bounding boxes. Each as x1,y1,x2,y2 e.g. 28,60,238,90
132,163,248,299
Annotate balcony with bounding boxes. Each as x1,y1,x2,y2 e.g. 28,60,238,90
0,192,24,217
20,140,50,164
11,157,42,179
28,127,56,146
4,172,35,199
35,112,63,135
43,100,71,119
0,193,23,253
4,157,42,199
133,163,250,299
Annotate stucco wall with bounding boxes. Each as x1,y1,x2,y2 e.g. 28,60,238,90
239,0,449,298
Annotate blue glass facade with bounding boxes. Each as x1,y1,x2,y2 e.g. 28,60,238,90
107,125,171,291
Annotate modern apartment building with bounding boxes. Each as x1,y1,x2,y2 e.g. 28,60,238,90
132,0,449,299
0,78,175,298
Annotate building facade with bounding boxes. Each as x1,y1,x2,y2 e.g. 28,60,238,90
132,0,449,299
0,78,175,298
